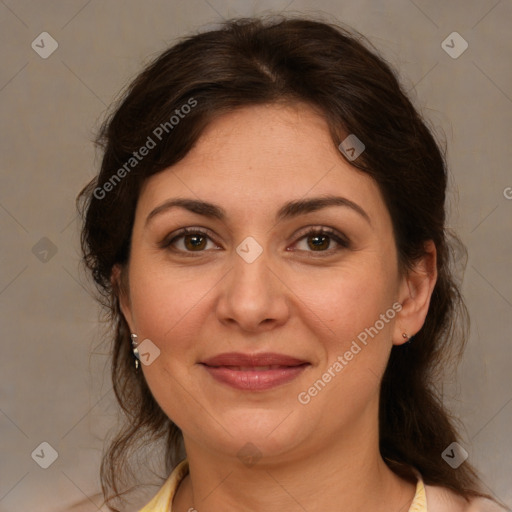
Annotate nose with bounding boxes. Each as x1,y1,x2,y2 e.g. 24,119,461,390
215,245,290,333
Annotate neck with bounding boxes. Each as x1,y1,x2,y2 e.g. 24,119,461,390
172,407,417,511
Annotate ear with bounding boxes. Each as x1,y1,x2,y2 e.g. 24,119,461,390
111,263,135,331
393,240,437,346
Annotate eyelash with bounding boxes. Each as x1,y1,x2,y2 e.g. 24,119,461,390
160,226,350,256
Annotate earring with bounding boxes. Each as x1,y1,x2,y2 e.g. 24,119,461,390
131,333,140,370
402,332,414,344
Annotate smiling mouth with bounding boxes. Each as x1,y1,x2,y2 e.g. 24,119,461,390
200,361,310,391
209,365,305,371
200,352,309,367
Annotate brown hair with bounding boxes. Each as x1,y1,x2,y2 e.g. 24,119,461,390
78,13,497,510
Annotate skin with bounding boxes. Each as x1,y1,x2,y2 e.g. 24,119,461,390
117,102,437,512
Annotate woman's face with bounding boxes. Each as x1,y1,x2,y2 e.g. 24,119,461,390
121,102,414,462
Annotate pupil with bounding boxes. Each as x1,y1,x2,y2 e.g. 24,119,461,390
186,235,205,250
183,234,330,251
310,235,328,250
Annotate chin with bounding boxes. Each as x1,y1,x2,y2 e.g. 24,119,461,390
200,407,311,461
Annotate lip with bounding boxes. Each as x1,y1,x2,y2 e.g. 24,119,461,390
201,352,308,367
200,352,310,391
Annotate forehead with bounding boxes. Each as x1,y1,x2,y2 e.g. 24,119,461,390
137,103,387,225
179,102,340,179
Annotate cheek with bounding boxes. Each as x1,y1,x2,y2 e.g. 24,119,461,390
127,267,205,419
296,271,397,415
293,263,398,416
293,259,398,344
128,261,213,345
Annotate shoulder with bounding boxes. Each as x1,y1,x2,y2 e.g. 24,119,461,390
424,483,509,512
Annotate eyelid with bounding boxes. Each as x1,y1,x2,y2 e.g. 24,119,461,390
290,225,350,252
293,225,349,242
159,225,350,254
158,226,220,250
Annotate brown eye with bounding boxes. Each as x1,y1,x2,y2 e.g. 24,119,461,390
182,233,207,251
160,228,219,253
307,233,331,251
293,227,350,254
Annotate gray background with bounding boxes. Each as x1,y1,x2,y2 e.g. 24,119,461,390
1,1,511,511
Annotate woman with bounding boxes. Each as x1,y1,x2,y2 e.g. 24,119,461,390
78,14,508,512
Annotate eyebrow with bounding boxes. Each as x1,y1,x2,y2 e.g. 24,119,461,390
145,195,371,226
